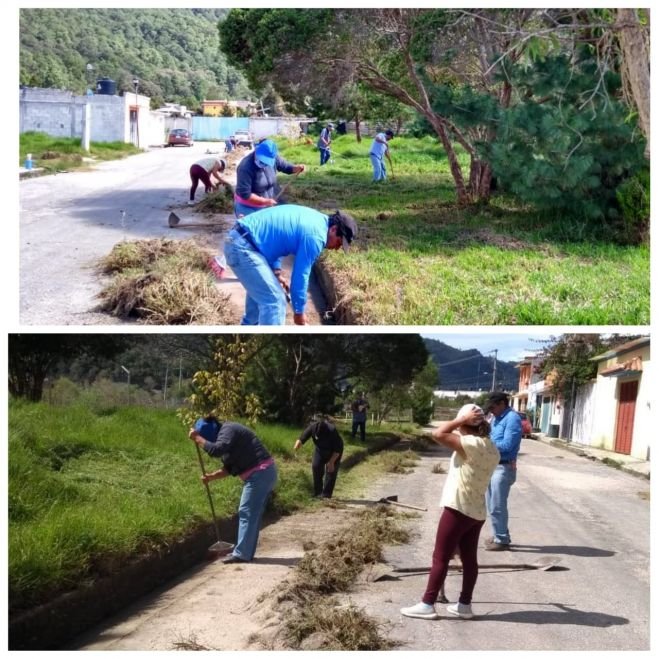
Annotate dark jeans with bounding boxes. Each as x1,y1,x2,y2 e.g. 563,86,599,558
422,506,485,606
319,147,331,166
312,449,341,498
352,419,366,441
189,164,213,201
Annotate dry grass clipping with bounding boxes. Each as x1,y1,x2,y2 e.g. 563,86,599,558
97,238,237,324
196,185,234,214
380,449,419,474
431,462,446,474
261,506,408,650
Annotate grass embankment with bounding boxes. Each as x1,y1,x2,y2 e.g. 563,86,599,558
7,401,400,612
278,135,649,325
20,131,141,173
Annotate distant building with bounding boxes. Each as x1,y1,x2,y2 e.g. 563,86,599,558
201,99,257,117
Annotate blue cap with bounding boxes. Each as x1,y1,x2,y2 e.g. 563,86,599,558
194,417,220,443
254,139,278,167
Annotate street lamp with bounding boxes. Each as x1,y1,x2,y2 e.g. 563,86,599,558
121,365,131,405
132,78,140,148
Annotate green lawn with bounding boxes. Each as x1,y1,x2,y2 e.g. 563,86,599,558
7,401,395,610
20,131,141,173
279,135,649,325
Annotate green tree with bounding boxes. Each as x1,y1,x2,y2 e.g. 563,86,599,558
408,358,439,426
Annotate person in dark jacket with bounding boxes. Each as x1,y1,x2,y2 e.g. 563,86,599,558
294,416,344,498
233,139,305,217
351,392,369,441
189,416,277,564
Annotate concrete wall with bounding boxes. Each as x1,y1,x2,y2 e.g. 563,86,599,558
20,86,164,147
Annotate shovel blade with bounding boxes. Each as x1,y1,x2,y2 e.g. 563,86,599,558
168,212,181,227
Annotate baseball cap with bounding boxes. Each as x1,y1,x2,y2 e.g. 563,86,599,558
483,391,509,411
385,129,394,138
331,210,358,252
254,139,278,167
194,417,221,443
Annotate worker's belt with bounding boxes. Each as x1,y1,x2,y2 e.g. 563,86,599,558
234,223,260,252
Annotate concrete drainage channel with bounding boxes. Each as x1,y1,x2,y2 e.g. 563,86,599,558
8,435,401,650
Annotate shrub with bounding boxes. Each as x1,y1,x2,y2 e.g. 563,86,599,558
615,169,650,244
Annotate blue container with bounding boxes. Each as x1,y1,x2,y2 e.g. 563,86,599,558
24,153,33,170
96,78,117,95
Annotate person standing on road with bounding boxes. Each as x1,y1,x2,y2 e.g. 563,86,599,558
188,416,277,564
189,157,229,204
317,122,334,166
369,129,394,182
223,204,357,326
483,391,522,551
351,392,369,441
233,139,305,217
401,404,499,620
294,415,344,498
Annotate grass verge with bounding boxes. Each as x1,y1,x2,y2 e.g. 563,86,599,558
96,238,238,324
8,400,401,612
20,131,141,173
277,135,649,325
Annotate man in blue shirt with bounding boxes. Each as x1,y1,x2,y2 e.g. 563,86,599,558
483,391,522,550
223,204,357,325
369,129,394,182
317,122,333,166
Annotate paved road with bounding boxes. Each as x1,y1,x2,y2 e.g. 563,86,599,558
19,143,326,325
350,437,650,651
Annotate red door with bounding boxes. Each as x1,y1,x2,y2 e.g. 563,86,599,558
614,380,638,455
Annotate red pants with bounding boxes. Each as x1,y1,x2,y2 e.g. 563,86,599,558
189,164,213,201
422,506,484,605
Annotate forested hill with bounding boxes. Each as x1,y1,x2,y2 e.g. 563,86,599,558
423,338,519,392
19,8,253,108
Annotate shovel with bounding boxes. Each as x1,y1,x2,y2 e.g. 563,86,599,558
378,495,427,512
168,212,226,229
275,169,302,202
390,555,563,575
194,443,234,560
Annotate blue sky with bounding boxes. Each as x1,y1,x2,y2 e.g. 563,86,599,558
421,331,558,363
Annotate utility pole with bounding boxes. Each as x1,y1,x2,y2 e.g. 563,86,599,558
121,365,130,405
163,365,169,406
491,349,498,391
178,355,183,397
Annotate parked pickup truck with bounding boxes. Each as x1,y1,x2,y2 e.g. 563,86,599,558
231,130,254,149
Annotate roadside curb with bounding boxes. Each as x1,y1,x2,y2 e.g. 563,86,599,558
532,434,650,481
8,433,402,650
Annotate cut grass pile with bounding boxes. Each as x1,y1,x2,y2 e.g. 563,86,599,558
276,135,649,325
8,400,392,612
96,238,237,324
260,506,408,650
195,185,234,214
20,131,140,173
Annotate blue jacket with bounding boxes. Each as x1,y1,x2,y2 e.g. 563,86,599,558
490,407,522,462
203,421,272,476
235,152,296,201
238,205,328,314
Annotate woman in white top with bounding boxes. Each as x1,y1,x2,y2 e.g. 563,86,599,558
189,157,229,204
401,404,500,621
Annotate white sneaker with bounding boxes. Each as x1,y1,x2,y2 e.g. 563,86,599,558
446,602,474,619
400,602,439,620
187,200,195,206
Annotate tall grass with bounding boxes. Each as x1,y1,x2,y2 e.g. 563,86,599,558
7,401,368,609
277,135,649,325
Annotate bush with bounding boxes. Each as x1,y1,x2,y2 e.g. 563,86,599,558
616,169,650,244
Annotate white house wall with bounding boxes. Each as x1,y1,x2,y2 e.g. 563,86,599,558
571,381,597,445
630,358,651,461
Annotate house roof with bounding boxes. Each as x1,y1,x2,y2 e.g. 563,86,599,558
599,356,644,377
591,336,650,363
